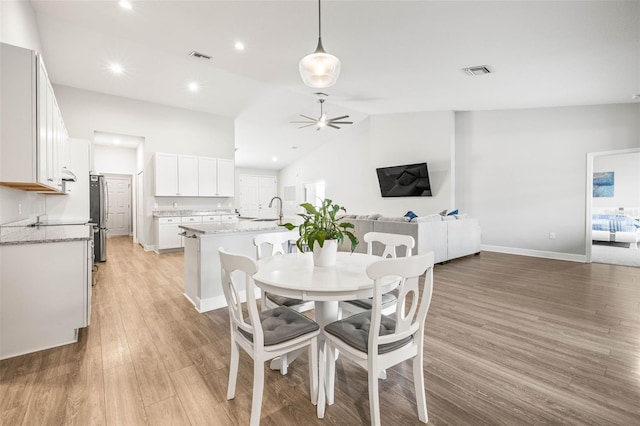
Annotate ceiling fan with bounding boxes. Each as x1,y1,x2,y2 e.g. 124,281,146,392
291,97,353,130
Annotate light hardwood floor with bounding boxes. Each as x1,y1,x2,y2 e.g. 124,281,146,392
1,236,639,425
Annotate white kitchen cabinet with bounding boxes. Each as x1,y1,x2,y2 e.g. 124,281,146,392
154,153,179,196
202,215,221,223
216,158,235,197
178,155,199,196
198,156,235,197
156,216,183,250
198,157,217,196
0,42,66,193
0,239,92,360
154,153,199,196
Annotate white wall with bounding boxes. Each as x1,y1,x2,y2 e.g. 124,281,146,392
279,111,455,218
53,85,235,248
93,145,137,176
456,103,640,258
593,152,640,210
45,139,90,221
0,0,45,224
0,1,43,53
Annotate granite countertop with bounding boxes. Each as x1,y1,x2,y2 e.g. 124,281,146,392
0,224,93,246
179,220,287,235
152,209,236,218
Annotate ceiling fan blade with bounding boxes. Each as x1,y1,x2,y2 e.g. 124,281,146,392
327,124,341,129
327,115,350,122
290,120,316,124
299,114,317,121
329,121,353,125
298,123,317,129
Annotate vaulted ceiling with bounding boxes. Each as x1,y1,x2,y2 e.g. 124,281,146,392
31,1,640,168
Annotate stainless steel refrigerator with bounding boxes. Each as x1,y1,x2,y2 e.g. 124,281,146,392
89,174,108,263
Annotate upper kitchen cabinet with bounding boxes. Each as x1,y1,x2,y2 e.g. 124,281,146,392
155,153,198,196
0,43,67,193
155,153,234,197
198,157,234,197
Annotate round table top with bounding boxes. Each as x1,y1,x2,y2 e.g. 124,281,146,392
253,252,397,302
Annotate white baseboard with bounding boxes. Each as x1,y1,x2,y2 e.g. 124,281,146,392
185,288,262,313
481,245,586,263
142,243,155,252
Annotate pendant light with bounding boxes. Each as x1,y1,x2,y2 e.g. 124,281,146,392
299,0,341,88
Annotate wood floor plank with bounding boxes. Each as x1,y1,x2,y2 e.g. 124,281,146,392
170,365,234,424
103,362,148,425
144,396,191,426
2,237,639,425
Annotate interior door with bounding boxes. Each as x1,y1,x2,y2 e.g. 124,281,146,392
106,176,131,237
239,175,259,218
258,176,277,218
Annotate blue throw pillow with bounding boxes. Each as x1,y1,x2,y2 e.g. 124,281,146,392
447,209,459,216
405,211,418,220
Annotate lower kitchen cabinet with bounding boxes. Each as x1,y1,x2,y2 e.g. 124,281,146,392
156,217,183,250
0,239,92,360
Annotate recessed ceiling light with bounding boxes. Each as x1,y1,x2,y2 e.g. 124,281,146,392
188,82,199,92
291,146,298,150
462,65,492,76
109,63,124,74
234,41,245,51
113,139,121,145
119,1,132,10
272,156,278,162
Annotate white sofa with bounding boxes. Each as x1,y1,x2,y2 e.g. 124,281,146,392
339,214,481,263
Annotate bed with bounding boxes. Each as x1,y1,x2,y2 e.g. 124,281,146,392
592,214,640,248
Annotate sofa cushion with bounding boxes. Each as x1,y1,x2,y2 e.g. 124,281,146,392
411,214,441,223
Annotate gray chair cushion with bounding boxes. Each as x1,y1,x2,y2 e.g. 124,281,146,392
325,311,412,354
344,293,397,310
239,306,319,346
266,292,306,307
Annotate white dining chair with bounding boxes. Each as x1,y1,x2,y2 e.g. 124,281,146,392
324,252,435,426
219,248,321,426
254,231,315,314
340,232,415,318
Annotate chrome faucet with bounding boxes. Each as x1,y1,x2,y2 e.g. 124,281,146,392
268,196,283,225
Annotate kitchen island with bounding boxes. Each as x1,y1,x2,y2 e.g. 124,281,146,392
179,220,289,312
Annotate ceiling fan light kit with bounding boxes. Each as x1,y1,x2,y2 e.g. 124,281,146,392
299,0,341,88
291,97,353,131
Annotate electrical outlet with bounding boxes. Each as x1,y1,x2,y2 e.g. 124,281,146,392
173,202,178,208
18,203,22,215
549,232,556,240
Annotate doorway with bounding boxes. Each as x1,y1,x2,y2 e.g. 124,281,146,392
586,148,640,267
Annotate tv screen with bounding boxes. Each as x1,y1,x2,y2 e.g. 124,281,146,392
376,162,432,197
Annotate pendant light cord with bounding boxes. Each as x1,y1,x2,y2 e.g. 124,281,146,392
318,0,322,39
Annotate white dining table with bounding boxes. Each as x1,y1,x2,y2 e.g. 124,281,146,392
253,251,398,418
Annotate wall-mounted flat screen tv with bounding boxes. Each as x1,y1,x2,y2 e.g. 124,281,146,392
376,162,432,197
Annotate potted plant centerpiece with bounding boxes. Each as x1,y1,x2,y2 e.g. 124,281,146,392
282,198,358,267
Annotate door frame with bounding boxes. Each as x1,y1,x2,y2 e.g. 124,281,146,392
585,147,640,263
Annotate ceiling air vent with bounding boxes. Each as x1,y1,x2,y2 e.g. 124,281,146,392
189,51,212,60
462,65,492,76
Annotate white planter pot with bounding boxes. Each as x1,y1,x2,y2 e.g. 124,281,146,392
312,239,338,267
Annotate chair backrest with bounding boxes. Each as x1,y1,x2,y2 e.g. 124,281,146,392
218,248,265,347
253,230,299,260
366,252,435,353
363,231,415,258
